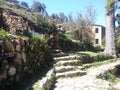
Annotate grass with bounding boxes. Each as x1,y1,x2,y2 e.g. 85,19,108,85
64,51,100,56
77,51,99,56
97,68,120,84
0,0,42,24
83,58,118,69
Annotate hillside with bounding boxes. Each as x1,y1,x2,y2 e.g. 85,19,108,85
0,0,56,35
0,0,38,23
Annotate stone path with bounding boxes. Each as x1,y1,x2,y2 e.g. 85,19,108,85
52,53,120,90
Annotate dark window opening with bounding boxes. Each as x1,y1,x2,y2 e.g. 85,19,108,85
95,39,99,44
95,28,99,33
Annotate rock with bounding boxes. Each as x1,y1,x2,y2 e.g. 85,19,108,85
16,45,21,51
22,52,26,63
16,52,22,59
17,59,22,65
8,66,16,76
0,7,38,34
19,38,24,46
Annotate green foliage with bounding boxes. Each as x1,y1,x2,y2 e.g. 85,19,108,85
0,29,8,39
106,0,115,15
59,32,74,41
34,13,56,33
35,14,43,27
59,32,96,51
97,68,120,84
59,37,82,51
106,0,115,9
66,51,95,56
94,45,103,52
63,6,95,47
49,74,56,86
79,53,113,64
85,58,117,69
92,53,113,62
97,69,116,82
26,35,52,71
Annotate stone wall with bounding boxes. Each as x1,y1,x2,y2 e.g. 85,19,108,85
0,7,38,34
0,34,52,88
0,34,28,86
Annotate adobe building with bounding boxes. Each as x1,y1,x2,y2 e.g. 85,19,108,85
92,25,105,46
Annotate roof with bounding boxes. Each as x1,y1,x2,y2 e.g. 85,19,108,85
93,24,105,28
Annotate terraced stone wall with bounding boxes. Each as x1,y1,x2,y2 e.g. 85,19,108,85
0,7,38,34
0,34,52,88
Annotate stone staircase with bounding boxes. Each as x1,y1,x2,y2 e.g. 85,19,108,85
52,50,86,79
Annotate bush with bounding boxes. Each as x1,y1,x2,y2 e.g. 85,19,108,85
92,53,113,62
26,35,52,71
94,45,103,52
59,32,98,51
97,69,117,83
79,53,113,64
0,29,8,39
59,38,82,51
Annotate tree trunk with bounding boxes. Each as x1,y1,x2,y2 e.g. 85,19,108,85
104,11,117,57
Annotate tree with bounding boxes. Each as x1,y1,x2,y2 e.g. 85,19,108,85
59,12,68,23
104,0,120,57
51,13,59,20
63,5,96,47
31,1,42,12
31,1,47,15
73,12,94,46
67,13,73,22
21,1,29,8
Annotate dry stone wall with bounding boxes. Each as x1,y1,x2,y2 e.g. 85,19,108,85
0,35,28,85
0,34,52,88
0,7,38,34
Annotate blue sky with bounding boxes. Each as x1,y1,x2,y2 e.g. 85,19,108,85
18,0,106,26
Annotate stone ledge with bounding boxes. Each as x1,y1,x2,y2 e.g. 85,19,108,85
39,68,55,90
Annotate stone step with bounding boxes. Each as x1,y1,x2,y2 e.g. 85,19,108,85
54,55,80,62
56,70,86,78
51,53,68,57
55,60,81,66
50,49,62,53
55,66,84,73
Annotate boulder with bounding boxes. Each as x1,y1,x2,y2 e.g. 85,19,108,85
8,66,16,76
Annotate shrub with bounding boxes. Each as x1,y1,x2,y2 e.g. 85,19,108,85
26,35,52,71
94,45,103,52
97,69,117,83
92,53,113,62
79,53,113,64
59,38,82,51
59,32,98,51
78,54,93,64
0,29,8,39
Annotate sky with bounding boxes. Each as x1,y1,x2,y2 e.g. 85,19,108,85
18,0,106,26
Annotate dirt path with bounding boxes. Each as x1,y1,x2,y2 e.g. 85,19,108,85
53,60,120,90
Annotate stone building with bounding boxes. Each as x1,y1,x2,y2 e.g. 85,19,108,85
92,25,105,46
